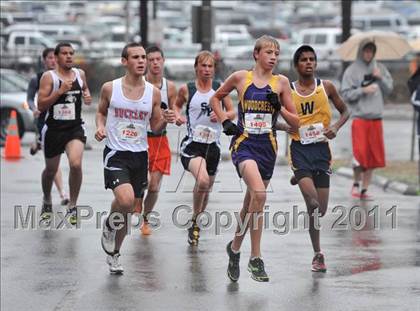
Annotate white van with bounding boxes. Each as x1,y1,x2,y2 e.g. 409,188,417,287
352,13,410,37
3,23,80,39
294,27,358,61
333,12,410,37
2,31,56,54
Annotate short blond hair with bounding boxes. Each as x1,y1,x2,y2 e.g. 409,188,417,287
194,50,215,68
253,35,280,61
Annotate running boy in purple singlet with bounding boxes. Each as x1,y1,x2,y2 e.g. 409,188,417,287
210,35,299,282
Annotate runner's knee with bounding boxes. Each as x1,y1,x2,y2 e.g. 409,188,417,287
44,167,58,179
250,190,266,211
69,160,82,171
307,197,321,215
148,179,160,193
318,205,327,217
196,175,210,190
117,197,135,213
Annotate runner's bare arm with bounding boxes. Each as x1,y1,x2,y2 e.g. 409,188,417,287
221,93,236,121
80,69,92,105
167,80,177,110
150,87,175,132
323,80,350,139
37,72,71,112
174,84,188,126
210,71,242,122
95,82,111,142
278,76,299,130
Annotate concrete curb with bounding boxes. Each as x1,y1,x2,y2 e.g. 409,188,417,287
336,167,418,196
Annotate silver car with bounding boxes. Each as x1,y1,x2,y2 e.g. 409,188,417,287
0,68,35,145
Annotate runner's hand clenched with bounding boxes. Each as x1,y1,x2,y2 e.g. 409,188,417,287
163,109,176,124
266,91,282,111
95,126,107,142
222,119,240,136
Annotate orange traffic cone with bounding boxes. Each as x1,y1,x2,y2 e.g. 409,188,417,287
3,110,21,160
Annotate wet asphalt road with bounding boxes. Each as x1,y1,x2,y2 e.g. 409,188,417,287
1,112,419,311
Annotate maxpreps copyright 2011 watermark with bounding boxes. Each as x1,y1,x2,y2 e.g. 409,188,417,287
13,204,397,234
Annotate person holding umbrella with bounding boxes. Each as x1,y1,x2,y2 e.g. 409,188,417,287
340,40,393,200
408,53,420,156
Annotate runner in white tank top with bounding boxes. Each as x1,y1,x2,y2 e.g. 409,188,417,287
174,50,234,246
105,77,153,152
95,43,176,274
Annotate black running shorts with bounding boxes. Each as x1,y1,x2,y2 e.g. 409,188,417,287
42,125,86,158
290,140,331,188
180,139,220,176
103,146,148,198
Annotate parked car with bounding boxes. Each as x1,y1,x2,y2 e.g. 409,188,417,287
292,27,359,61
215,33,254,59
3,23,81,38
333,12,411,38
1,31,56,55
0,68,35,145
162,44,201,80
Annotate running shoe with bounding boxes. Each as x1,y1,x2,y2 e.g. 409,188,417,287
141,221,151,236
188,222,200,246
67,207,77,226
40,202,53,221
60,197,70,206
248,257,269,282
290,176,298,186
311,253,327,272
29,142,41,156
106,253,124,274
360,191,374,201
351,185,360,198
101,219,116,255
226,241,240,282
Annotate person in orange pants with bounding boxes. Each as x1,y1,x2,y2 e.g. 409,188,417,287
133,46,177,235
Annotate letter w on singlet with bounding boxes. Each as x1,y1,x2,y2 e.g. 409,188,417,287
301,101,314,115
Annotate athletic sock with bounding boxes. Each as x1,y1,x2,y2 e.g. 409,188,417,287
361,189,367,195
231,244,240,254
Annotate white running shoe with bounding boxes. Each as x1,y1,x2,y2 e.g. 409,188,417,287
101,219,116,255
106,253,124,274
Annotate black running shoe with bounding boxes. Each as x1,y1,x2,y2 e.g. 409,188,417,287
67,207,77,226
29,143,40,156
60,197,70,206
226,241,240,282
188,222,200,246
248,257,269,282
40,203,52,221
290,176,298,186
